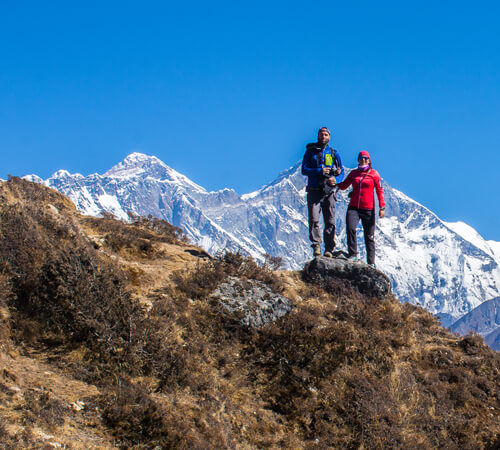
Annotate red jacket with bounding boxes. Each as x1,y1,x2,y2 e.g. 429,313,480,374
337,167,385,210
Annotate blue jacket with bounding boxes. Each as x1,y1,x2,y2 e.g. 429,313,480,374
301,143,344,190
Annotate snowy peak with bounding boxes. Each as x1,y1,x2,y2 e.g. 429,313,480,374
23,174,44,184
50,169,86,181
444,221,499,259
104,152,207,193
53,169,72,179
104,152,163,177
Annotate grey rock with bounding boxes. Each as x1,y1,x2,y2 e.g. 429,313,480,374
303,255,392,298
210,277,293,327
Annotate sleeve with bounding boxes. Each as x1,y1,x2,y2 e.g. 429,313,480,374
301,147,322,177
337,170,354,190
374,172,385,209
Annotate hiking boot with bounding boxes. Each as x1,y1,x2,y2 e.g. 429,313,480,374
312,244,321,257
324,251,333,258
347,255,360,263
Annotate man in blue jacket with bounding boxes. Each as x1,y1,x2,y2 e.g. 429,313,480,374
302,127,344,257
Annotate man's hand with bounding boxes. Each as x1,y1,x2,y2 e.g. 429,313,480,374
379,209,385,218
333,167,341,176
327,177,336,186
322,167,332,175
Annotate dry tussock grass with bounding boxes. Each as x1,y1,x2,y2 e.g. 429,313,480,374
0,178,498,449
82,212,186,258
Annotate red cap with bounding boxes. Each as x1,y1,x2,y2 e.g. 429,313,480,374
358,150,370,159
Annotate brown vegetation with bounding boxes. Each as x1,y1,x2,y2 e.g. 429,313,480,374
0,177,498,448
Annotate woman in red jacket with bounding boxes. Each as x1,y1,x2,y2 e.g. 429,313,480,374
337,150,385,266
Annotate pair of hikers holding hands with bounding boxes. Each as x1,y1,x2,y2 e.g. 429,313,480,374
301,127,385,267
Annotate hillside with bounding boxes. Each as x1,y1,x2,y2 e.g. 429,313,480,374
0,177,499,449
29,152,500,325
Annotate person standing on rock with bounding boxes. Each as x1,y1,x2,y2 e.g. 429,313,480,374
302,127,344,257
337,150,385,267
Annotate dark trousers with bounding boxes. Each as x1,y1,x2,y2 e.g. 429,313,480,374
307,189,336,251
346,207,376,264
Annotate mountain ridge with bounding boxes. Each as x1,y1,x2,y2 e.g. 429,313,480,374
24,152,500,326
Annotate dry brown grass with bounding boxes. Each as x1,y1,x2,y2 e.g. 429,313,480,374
0,178,498,449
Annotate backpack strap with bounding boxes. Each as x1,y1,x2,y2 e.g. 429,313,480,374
331,149,339,170
326,147,339,171
360,167,371,184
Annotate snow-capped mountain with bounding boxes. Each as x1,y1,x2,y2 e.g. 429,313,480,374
25,152,500,325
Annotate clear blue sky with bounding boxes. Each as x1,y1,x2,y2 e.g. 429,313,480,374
2,2,500,240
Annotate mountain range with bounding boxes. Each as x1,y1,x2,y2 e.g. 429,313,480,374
24,152,500,341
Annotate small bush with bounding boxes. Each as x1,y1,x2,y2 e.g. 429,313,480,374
101,379,181,447
128,212,186,242
21,388,69,431
101,377,244,449
82,213,185,256
173,251,284,301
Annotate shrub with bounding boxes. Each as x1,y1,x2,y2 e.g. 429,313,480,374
101,379,182,447
173,251,284,301
22,388,69,431
0,179,154,378
82,213,185,256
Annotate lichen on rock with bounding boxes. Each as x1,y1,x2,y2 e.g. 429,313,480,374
210,276,293,327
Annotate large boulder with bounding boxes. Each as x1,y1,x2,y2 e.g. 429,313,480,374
210,276,293,327
303,253,392,298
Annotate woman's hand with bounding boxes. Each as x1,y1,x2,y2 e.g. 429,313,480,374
379,209,385,218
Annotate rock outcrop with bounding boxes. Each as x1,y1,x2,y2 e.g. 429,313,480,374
210,276,293,327
303,252,392,298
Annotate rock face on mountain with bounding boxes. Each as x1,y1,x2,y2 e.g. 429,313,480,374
303,254,392,299
25,152,500,325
